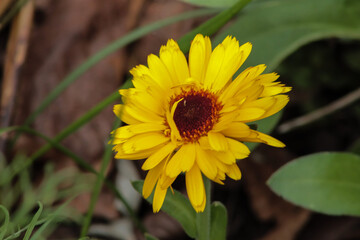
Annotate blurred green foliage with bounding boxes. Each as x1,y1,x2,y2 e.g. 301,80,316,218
0,154,92,239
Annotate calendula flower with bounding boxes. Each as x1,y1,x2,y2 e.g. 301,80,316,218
112,34,291,213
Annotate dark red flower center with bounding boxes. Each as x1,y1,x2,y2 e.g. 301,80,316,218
172,89,222,142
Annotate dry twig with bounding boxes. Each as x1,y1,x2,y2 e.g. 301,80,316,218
278,87,360,134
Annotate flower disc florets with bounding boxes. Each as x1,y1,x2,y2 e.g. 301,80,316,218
171,89,223,143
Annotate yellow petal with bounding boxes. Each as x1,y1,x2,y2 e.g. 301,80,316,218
195,144,218,180
153,182,168,213
147,54,173,91
113,123,166,140
226,138,250,159
235,108,265,122
166,98,183,142
121,104,164,124
208,131,228,151
120,88,164,116
142,142,177,170
213,176,225,185
204,37,252,92
131,73,165,97
220,64,266,102
198,136,211,150
186,164,206,212
159,174,176,190
226,163,242,180
212,150,236,165
122,133,169,154
261,95,289,119
166,144,196,178
220,122,251,139
212,110,239,132
142,161,165,198
236,130,260,143
203,42,225,90
160,39,189,85
237,42,252,68
130,64,151,78
241,84,264,102
242,97,276,111
261,86,291,97
113,144,159,160
114,104,140,125
256,72,279,83
256,131,285,148
189,34,212,84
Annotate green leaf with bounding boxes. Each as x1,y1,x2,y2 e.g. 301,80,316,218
30,197,75,240
132,181,197,238
268,152,360,216
215,0,360,72
0,206,10,240
182,0,238,8
24,202,43,240
210,202,227,240
144,233,160,240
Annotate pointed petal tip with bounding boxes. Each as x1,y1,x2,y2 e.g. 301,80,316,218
152,205,161,213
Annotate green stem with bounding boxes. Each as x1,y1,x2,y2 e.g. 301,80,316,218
178,0,253,52
196,176,211,240
80,119,121,237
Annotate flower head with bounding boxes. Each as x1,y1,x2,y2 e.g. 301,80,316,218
112,34,291,212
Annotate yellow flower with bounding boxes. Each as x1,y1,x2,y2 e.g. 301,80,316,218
112,34,291,213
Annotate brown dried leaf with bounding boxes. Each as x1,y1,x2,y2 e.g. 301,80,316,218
0,0,15,18
0,0,34,148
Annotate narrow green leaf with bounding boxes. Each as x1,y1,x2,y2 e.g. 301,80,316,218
182,0,238,8
210,202,227,240
81,119,124,237
132,181,197,238
268,152,360,216
215,0,360,72
144,233,160,240
29,197,75,240
4,197,75,240
0,205,10,240
178,0,252,52
24,202,43,240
